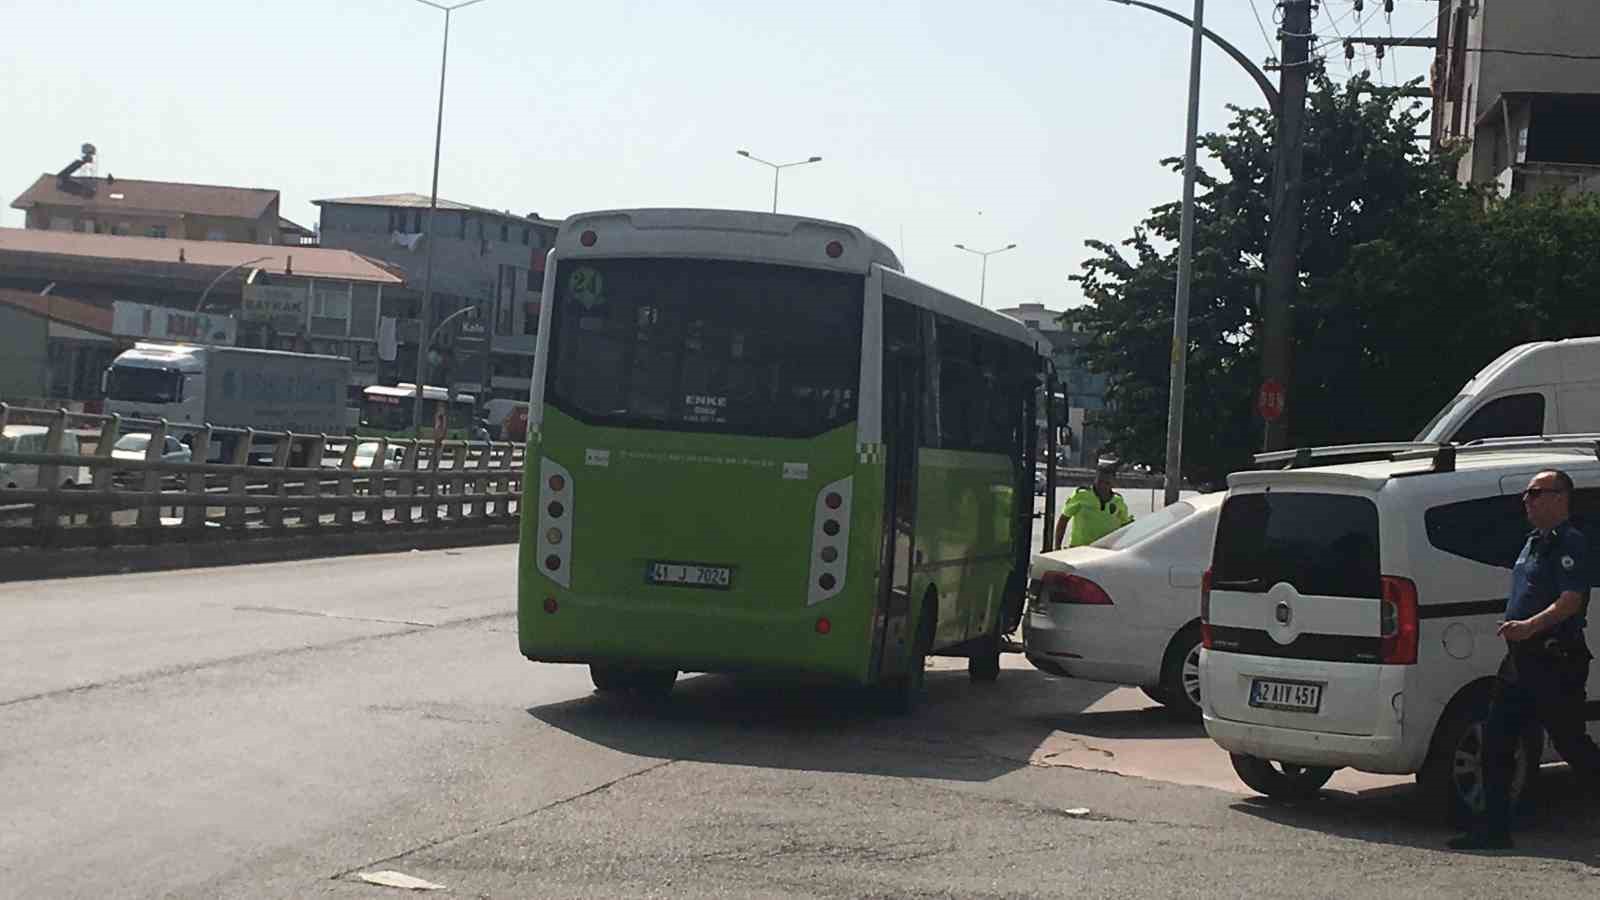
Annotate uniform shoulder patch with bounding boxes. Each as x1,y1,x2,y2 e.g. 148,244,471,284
1562,555,1576,571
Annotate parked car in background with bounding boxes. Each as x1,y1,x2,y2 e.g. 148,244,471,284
322,441,406,471
1025,491,1223,719
0,425,86,489
111,432,192,465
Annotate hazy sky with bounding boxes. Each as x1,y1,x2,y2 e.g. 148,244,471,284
1,0,1439,311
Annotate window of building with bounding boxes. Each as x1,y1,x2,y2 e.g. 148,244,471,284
522,226,531,247
499,222,509,242
206,228,227,241
147,225,168,238
411,209,423,233
459,214,469,240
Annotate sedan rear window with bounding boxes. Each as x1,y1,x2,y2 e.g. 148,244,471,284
1212,493,1381,599
1092,498,1197,551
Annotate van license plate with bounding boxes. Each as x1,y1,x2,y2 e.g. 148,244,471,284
1249,678,1323,713
646,561,733,590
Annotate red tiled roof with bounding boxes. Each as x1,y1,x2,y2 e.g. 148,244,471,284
11,174,277,220
0,228,403,284
0,288,113,335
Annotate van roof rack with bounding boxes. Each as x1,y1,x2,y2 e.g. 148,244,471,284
1396,434,1600,463
1253,442,1442,470
1256,435,1600,477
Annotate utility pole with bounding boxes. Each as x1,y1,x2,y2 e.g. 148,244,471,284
1259,0,1313,452
1161,0,1205,507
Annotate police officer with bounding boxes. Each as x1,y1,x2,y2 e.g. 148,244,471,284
1053,461,1134,549
1450,468,1600,850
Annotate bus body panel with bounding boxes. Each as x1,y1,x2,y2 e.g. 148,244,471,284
519,410,885,683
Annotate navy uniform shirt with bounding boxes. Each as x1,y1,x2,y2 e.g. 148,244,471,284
1507,520,1590,644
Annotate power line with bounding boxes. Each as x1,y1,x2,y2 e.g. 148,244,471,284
1248,0,1277,62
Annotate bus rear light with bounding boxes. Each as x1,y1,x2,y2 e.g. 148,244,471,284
543,596,558,614
1379,575,1420,665
808,477,852,606
538,457,574,588
825,240,843,258
816,617,832,635
580,229,597,247
1040,571,1112,605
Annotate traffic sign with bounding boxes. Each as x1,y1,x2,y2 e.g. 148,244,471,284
1257,379,1286,422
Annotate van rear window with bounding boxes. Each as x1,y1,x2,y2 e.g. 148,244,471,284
1212,493,1381,599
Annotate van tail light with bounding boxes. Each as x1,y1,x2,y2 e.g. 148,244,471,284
1040,571,1112,605
1379,575,1420,665
1200,567,1214,649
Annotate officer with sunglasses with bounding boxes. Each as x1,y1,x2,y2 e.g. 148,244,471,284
1451,468,1600,850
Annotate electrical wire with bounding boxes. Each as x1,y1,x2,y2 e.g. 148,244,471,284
1248,0,1278,62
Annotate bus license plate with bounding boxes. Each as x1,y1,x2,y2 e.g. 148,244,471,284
646,561,733,590
1249,678,1323,713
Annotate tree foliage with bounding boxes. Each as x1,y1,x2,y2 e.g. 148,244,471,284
1066,72,1600,482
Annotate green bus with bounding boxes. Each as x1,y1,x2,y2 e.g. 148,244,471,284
518,208,1058,709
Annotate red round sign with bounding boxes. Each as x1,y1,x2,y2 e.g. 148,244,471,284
1257,379,1286,422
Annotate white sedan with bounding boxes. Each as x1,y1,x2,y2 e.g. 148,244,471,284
1023,490,1223,719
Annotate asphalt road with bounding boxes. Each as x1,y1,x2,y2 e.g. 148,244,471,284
3,544,1598,899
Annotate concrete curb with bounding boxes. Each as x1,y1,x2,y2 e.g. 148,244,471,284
0,525,520,583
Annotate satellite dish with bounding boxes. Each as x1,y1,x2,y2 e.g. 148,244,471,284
81,143,97,159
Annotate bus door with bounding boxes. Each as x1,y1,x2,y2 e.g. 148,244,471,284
873,299,924,682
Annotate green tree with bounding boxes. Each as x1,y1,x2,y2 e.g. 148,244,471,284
1313,188,1600,443
1069,73,1458,482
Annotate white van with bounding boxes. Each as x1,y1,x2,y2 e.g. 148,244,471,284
1201,439,1600,821
0,426,85,489
1417,336,1600,444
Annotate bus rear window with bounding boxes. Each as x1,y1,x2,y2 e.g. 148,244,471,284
545,258,863,438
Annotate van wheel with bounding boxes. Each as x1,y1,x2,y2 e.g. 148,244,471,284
1157,624,1204,721
1230,754,1335,803
882,595,935,714
1417,689,1542,825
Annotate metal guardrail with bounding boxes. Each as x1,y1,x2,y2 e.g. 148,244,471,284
0,404,524,548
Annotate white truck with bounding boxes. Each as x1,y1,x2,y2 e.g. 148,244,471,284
103,343,353,464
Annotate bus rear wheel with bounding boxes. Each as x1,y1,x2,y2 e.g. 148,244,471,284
590,664,629,693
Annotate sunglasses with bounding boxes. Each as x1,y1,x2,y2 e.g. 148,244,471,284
1522,487,1567,501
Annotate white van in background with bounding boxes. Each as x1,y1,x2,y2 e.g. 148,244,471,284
1417,336,1600,444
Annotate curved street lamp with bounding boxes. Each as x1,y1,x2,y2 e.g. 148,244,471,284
953,243,1017,308
195,256,273,312
736,150,823,213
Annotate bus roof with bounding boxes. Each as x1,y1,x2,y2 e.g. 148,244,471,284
881,267,1051,354
553,208,903,275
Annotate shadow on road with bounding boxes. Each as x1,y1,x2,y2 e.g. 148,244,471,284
1231,765,1600,866
1016,705,1206,741
527,665,1118,784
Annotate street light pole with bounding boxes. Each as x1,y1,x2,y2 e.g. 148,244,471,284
1162,0,1205,507
953,243,1017,308
411,0,490,435
195,256,272,312
735,150,823,213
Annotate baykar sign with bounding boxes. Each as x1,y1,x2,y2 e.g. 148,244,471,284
242,283,308,332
